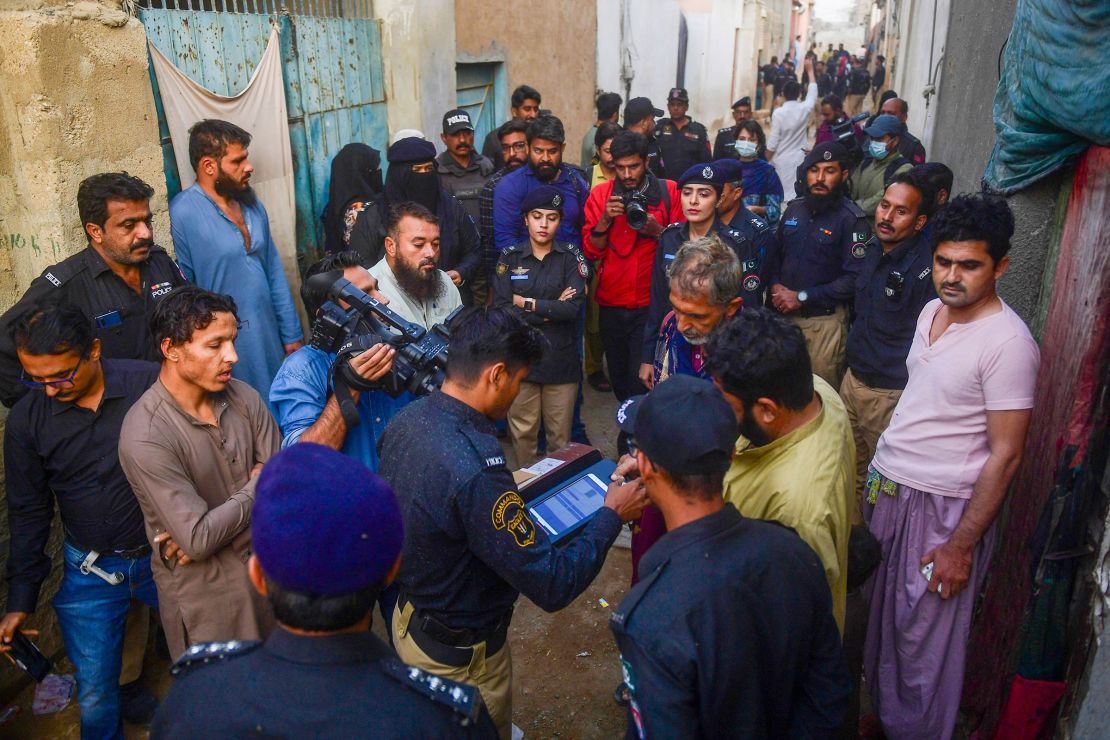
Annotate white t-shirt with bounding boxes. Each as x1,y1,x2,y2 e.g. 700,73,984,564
872,298,1040,498
369,258,462,331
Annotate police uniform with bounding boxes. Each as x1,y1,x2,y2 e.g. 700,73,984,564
712,125,740,160
610,376,851,739
767,143,874,387
645,136,666,180
151,442,498,739
379,391,623,738
842,231,935,509
492,187,588,466
655,118,711,182
0,245,186,407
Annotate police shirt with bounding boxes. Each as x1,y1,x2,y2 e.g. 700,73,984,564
491,241,588,385
151,629,498,738
646,137,666,180
0,245,186,408
655,118,711,181
641,212,775,364
712,126,740,160
846,233,936,389
767,196,873,312
378,391,623,634
610,505,850,739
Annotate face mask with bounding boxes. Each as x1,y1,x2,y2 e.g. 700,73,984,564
869,140,889,159
735,139,759,158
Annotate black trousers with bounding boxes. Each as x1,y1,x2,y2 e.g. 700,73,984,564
598,306,649,402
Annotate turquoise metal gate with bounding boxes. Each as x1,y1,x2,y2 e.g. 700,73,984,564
139,0,387,266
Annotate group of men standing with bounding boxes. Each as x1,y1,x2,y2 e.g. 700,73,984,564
0,69,1040,740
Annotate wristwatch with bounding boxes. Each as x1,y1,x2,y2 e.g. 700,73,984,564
525,298,536,312
797,290,809,304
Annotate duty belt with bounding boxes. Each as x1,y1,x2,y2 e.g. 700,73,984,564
398,595,510,667
796,304,839,318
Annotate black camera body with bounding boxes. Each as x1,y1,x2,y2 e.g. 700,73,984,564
830,111,870,167
621,189,650,231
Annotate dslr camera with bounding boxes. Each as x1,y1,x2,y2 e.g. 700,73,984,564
621,190,650,231
305,270,460,426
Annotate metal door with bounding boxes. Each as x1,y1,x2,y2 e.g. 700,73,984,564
456,62,505,150
139,0,387,267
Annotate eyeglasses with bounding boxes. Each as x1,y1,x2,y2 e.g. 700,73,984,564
20,359,82,389
501,141,528,153
626,437,639,457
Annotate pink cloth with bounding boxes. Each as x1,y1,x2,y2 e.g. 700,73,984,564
630,505,667,584
872,299,1039,498
863,478,997,740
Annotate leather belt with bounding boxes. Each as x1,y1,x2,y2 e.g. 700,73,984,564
849,368,904,391
68,539,152,560
398,596,510,668
796,304,838,318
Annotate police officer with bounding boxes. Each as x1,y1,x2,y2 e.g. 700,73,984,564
641,160,776,379
151,443,498,738
0,172,187,408
767,141,873,388
378,306,649,739
623,97,666,179
655,88,711,181
610,375,851,738
492,186,587,467
711,97,753,160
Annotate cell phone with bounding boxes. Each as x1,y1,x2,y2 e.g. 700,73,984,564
7,632,51,682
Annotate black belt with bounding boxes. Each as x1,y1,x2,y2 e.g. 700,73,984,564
399,596,510,668
849,367,905,392
68,539,152,560
796,304,839,318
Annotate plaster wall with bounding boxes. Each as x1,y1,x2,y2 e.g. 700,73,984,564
888,0,950,153
455,0,596,161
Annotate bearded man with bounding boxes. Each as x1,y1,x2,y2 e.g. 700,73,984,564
169,119,304,401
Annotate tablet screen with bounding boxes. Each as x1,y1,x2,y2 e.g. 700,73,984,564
529,473,608,539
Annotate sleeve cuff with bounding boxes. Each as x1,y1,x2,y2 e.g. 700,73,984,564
6,582,41,614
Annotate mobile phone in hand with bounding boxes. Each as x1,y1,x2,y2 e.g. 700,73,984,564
7,632,51,682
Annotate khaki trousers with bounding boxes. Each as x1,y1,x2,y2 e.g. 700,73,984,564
790,306,848,389
392,602,513,739
584,270,605,376
844,93,865,116
839,368,902,525
764,84,777,110
508,381,577,468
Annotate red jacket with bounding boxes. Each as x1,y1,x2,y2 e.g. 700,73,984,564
582,178,684,308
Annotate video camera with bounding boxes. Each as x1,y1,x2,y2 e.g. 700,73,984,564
304,270,460,425
830,110,870,167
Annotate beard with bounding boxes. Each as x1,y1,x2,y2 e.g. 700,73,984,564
214,169,257,206
533,162,559,182
393,255,445,303
803,181,843,214
738,410,771,447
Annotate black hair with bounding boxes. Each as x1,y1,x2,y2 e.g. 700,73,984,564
76,172,155,240
704,308,813,412
821,94,843,111
596,92,622,120
594,121,623,149
511,85,541,109
9,303,96,359
783,80,801,101
526,115,565,144
770,55,778,64
150,286,239,347
445,306,544,387
877,55,886,63
885,171,934,218
912,162,954,202
188,119,251,171
929,193,1015,263
609,130,648,161
302,251,364,318
264,575,381,632
736,120,767,155
385,201,438,242
497,118,530,141
658,453,731,501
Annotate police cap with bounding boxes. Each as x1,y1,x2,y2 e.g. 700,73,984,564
252,443,404,595
731,96,752,109
615,376,737,476
678,162,726,194
801,141,851,172
519,185,565,215
387,136,436,164
624,97,663,125
667,87,689,103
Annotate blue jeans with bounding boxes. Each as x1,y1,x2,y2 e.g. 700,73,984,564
53,542,159,740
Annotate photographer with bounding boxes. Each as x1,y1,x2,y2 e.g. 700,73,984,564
269,251,405,473
582,131,683,406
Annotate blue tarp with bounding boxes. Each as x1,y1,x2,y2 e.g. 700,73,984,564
984,0,1110,194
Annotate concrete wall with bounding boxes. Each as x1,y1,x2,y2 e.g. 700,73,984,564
0,0,167,698
455,0,596,163
887,0,951,152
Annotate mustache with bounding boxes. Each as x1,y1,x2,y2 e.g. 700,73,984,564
418,258,436,268
941,282,964,291
131,239,154,251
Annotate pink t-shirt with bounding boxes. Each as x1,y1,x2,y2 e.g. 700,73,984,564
872,298,1040,498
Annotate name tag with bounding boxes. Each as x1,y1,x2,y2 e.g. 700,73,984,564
664,254,676,261
510,275,529,280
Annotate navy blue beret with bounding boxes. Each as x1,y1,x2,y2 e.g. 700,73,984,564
710,158,743,185
252,443,404,595
387,136,436,164
678,162,727,193
520,185,565,215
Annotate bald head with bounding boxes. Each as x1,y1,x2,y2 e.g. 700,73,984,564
881,97,909,122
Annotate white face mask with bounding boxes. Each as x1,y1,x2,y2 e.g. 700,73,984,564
735,139,759,158
868,139,889,159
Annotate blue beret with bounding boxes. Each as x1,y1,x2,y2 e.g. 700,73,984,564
387,136,436,164
520,185,565,215
709,158,743,185
252,443,404,595
678,162,726,192
801,141,851,171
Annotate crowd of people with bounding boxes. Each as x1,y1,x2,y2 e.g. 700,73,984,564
0,62,1039,740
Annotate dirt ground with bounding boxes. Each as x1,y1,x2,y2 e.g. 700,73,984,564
1,382,630,739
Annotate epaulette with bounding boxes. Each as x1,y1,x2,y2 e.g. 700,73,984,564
610,560,669,630
170,640,260,677
717,126,733,134
38,252,87,289
380,658,483,726
459,424,507,472
662,221,684,232
842,199,867,219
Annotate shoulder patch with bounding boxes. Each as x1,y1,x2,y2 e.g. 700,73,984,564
495,262,508,276
380,658,483,726
170,640,260,677
484,455,506,469
917,267,933,280
492,490,537,547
